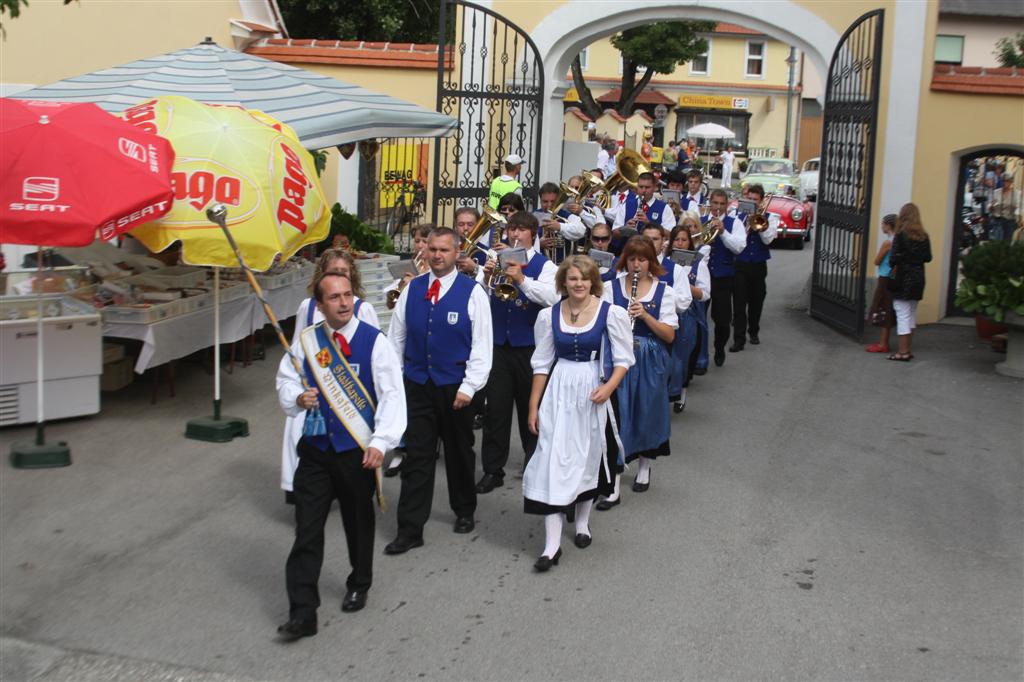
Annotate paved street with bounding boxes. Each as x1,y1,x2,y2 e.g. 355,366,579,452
2,245,1021,681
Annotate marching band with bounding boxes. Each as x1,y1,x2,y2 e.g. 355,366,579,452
274,152,779,639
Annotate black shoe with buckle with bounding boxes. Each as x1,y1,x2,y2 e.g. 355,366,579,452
453,516,475,534
341,589,367,613
277,618,317,641
384,535,424,555
475,473,504,494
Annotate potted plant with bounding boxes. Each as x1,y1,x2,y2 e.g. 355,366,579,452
954,240,1024,377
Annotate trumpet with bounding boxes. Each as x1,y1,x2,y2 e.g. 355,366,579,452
745,194,774,233
385,252,425,308
486,238,520,302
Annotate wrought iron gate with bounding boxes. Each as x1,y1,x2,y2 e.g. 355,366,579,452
433,0,544,227
810,10,884,337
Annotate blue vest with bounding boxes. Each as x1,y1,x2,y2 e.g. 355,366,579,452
552,301,615,381
737,228,771,264
684,193,706,212
612,277,666,341
658,255,675,287
302,322,379,453
705,215,740,278
404,273,475,386
600,257,619,282
624,194,667,228
491,251,549,347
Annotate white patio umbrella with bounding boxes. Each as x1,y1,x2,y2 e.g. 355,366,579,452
13,39,457,149
686,122,736,172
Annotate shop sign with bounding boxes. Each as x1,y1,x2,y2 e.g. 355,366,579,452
678,94,750,110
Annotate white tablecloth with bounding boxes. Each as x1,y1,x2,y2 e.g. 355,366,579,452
103,281,307,373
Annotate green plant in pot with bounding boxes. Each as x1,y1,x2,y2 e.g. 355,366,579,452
955,240,1024,377
321,203,395,256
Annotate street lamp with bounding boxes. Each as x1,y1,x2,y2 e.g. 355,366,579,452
784,46,798,159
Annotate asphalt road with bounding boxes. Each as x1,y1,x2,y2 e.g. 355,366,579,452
2,244,1022,681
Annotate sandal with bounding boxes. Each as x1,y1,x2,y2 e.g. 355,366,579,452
865,343,889,353
887,353,913,362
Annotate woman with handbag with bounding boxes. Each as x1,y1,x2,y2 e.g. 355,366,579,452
865,214,897,353
887,203,932,362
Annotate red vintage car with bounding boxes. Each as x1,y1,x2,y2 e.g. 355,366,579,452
729,194,814,250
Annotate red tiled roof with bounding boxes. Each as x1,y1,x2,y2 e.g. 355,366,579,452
246,39,451,70
713,23,762,36
597,88,675,105
931,64,1024,96
583,76,797,94
235,20,278,33
599,109,628,122
564,106,593,122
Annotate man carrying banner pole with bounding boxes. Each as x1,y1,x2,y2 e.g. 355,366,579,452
275,272,407,641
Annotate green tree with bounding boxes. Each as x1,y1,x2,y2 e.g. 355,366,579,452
277,0,440,43
571,21,716,121
994,32,1024,68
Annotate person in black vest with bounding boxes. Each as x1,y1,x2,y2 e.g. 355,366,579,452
702,189,748,367
731,183,778,351
536,182,586,264
276,273,407,641
385,228,493,554
475,211,559,494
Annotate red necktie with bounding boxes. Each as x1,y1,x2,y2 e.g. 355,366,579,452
618,191,627,203
426,279,441,304
333,331,351,358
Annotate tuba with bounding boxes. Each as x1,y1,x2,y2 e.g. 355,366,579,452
461,206,506,259
593,150,651,210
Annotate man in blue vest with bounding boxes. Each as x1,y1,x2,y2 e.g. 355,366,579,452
611,171,676,254
276,273,407,640
682,169,707,213
475,211,559,494
702,189,748,367
535,181,586,264
385,228,493,554
732,183,778,351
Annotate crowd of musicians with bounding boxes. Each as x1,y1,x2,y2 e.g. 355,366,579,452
273,152,782,640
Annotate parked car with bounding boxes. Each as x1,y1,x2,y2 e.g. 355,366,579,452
799,157,819,201
740,157,799,196
729,194,814,250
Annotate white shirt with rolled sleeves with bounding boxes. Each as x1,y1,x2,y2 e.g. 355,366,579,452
577,203,606,229
602,274,680,330
611,196,677,231
475,245,559,308
277,316,406,455
387,268,492,399
538,211,586,242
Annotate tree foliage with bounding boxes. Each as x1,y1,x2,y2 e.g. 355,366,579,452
994,32,1024,68
571,21,716,120
278,0,440,43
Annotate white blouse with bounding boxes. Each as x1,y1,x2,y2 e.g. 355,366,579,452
530,300,636,375
682,258,712,302
602,275,679,329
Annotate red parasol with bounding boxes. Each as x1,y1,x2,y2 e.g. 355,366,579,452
0,99,174,245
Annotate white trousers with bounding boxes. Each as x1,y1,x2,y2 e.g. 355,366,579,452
721,165,733,188
893,299,918,336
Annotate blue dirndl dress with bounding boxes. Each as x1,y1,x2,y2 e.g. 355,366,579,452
612,279,672,462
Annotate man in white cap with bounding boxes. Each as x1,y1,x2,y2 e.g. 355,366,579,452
488,153,525,209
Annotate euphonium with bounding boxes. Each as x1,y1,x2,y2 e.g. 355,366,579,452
696,213,724,248
594,150,651,210
487,238,520,302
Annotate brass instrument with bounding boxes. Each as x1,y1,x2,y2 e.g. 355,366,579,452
542,183,581,260
462,206,506,257
385,252,425,308
745,194,774,233
592,150,651,210
695,213,724,248
487,238,520,302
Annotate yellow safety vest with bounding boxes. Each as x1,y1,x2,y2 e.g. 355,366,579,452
488,176,522,209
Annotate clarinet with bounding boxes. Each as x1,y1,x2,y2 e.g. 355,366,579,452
628,270,640,332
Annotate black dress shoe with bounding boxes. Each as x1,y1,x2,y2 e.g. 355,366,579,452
277,618,317,641
673,401,685,414
474,473,504,494
749,334,760,345
341,589,367,613
384,536,424,555
383,456,403,478
632,479,650,493
453,516,475,534
693,367,707,376
595,497,620,511
284,491,295,506
534,548,562,572
714,350,726,367
574,533,592,549
729,341,745,352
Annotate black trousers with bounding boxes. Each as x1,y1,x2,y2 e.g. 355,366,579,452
710,276,735,352
286,439,376,621
481,343,537,477
396,379,477,540
733,261,768,343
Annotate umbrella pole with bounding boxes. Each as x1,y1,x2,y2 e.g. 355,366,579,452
207,206,385,511
10,248,71,468
184,265,249,443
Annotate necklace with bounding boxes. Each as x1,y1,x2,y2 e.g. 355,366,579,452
567,297,591,324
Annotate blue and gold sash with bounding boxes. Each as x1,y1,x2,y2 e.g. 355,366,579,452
300,323,376,450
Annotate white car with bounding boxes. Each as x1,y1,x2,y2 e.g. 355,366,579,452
799,157,819,201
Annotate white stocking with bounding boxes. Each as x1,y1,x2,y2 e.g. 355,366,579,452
575,499,593,537
543,514,562,557
387,453,404,470
679,387,687,404
604,474,621,502
636,457,651,485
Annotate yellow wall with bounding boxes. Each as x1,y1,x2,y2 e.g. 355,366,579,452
298,63,437,111
0,1,238,86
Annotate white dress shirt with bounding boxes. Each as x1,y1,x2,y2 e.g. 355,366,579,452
277,317,407,454
683,193,705,213
714,214,748,255
682,258,711,302
660,259,693,313
611,194,677,231
290,296,379,344
578,203,607,229
530,302,635,374
759,212,780,244
388,268,492,399
602,275,679,329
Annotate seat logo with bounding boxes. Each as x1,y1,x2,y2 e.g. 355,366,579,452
118,137,148,163
23,177,59,202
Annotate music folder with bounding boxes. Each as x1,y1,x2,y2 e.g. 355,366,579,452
736,199,757,215
387,260,419,280
670,249,698,268
498,247,528,269
588,248,615,270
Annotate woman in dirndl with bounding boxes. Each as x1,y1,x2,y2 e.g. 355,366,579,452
667,223,711,413
523,255,634,571
280,248,379,504
601,236,678,505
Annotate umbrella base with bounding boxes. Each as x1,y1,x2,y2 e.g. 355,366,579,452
10,441,72,469
185,415,249,443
